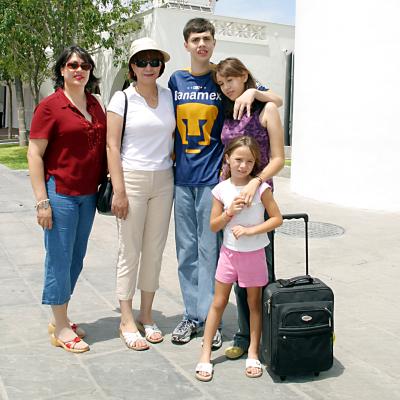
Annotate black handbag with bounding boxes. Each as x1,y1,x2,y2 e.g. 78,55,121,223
96,91,128,215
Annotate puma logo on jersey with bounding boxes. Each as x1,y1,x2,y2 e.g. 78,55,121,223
176,103,219,154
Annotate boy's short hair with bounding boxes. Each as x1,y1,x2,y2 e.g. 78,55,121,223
183,18,215,41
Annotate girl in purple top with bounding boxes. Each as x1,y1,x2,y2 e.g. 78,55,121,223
216,57,284,199
214,57,285,367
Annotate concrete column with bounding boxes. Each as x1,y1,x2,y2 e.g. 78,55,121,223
291,0,400,211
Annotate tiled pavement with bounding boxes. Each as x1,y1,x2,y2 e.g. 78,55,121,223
0,164,399,399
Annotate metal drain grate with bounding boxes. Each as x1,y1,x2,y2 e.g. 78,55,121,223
277,220,345,238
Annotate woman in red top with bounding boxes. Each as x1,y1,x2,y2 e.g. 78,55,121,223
27,46,106,353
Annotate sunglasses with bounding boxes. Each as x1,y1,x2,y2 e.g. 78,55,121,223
134,59,162,68
65,61,92,71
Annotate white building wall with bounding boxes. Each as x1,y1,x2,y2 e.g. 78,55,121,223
291,0,400,211
94,7,294,118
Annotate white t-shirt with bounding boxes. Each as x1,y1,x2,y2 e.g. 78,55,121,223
107,84,175,171
212,179,271,252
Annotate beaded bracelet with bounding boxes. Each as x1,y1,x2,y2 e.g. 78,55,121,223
35,198,50,211
254,175,263,184
224,210,233,220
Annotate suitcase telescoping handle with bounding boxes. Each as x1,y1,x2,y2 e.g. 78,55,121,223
271,213,309,279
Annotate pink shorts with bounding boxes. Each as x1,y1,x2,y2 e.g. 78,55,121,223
215,245,268,288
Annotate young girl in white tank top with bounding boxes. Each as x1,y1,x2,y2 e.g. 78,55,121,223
195,135,283,382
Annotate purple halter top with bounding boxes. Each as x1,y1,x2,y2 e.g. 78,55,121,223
221,110,273,189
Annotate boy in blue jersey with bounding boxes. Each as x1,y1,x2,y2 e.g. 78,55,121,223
169,18,282,346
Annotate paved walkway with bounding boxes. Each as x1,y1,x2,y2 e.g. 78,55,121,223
0,164,399,400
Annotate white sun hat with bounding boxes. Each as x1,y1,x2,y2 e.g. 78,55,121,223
129,37,170,62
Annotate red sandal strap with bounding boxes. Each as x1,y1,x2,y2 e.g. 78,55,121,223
64,336,81,349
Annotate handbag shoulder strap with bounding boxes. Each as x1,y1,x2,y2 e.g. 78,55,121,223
121,91,128,146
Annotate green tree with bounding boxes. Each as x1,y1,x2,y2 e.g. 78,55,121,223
39,0,142,60
0,0,142,146
0,1,28,145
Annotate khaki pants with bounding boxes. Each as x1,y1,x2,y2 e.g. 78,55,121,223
116,168,173,300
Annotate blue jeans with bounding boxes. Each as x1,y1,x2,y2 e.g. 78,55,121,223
42,177,96,305
174,185,220,326
233,228,275,350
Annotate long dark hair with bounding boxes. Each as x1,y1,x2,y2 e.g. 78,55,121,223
223,136,261,179
53,45,99,92
214,57,264,119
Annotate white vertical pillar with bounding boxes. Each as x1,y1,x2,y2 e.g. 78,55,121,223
291,0,400,211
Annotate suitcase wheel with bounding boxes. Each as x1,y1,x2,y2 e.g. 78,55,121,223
314,372,320,377
280,376,287,381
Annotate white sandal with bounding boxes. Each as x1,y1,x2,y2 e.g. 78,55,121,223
137,322,164,344
119,329,149,351
245,358,263,378
195,362,213,382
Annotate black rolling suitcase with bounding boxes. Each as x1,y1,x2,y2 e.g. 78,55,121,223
260,213,334,380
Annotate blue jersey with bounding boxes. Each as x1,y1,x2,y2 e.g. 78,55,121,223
169,69,225,186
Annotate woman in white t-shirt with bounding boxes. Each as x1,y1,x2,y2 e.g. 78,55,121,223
107,38,175,351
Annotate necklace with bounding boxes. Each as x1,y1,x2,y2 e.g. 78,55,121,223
135,86,158,108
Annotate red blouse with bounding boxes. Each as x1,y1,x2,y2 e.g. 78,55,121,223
30,88,107,196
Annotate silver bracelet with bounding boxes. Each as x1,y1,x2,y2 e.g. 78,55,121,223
35,199,50,211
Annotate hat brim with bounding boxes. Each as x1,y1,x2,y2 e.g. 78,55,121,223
130,47,170,63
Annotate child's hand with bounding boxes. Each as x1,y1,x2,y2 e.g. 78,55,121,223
231,225,250,239
228,195,246,216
